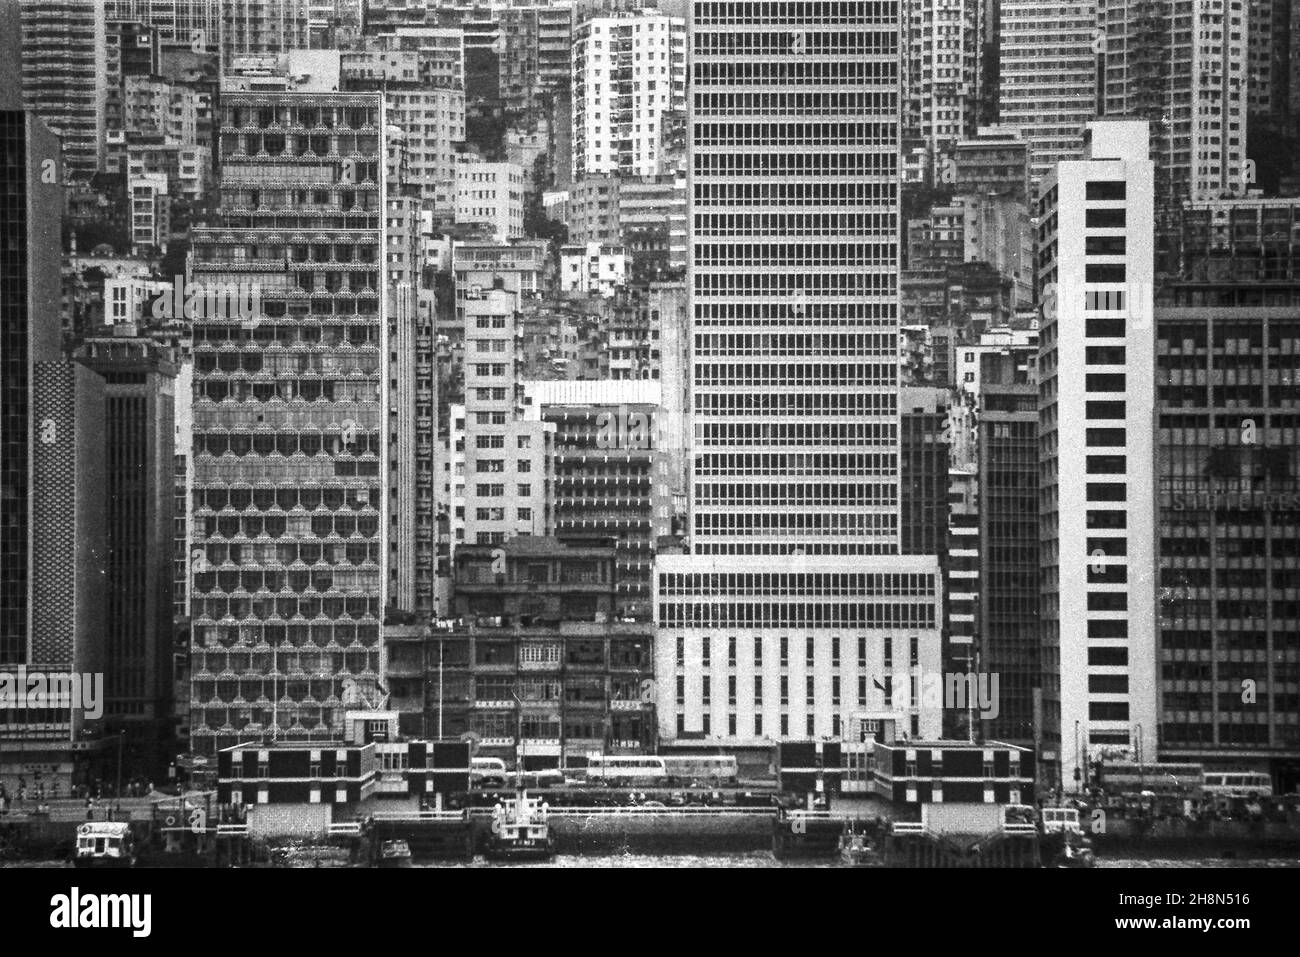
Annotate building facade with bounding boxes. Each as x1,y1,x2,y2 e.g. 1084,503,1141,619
187,91,387,753
1038,121,1158,789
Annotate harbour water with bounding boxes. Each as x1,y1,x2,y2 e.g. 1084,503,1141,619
7,853,1300,868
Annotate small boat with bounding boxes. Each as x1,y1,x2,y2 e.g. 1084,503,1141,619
378,839,413,868
1040,805,1096,868
73,822,137,868
839,832,885,867
484,793,555,862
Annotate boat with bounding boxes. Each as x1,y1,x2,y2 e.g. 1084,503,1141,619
1039,805,1096,868
484,793,555,861
377,839,413,868
73,821,137,868
838,825,885,867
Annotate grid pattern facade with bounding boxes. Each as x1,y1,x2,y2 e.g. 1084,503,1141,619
689,0,902,556
1156,307,1300,769
187,92,387,753
998,0,1099,191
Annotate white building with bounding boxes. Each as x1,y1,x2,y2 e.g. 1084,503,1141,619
571,11,686,179
104,276,171,325
1038,120,1157,788
461,288,553,546
654,554,946,750
454,158,525,243
559,241,626,297
998,0,1100,192
128,172,171,253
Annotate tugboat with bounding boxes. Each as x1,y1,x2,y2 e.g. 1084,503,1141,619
1040,806,1096,868
377,839,413,868
484,793,555,862
73,821,137,868
838,820,885,867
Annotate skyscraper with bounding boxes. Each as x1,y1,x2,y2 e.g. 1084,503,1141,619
689,2,901,557
1099,0,1249,203
572,11,686,179
19,0,107,182
655,0,945,758
1038,120,1157,790
998,0,1099,192
187,90,387,753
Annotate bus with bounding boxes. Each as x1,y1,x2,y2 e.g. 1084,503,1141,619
471,757,508,788
1097,761,1204,798
661,755,739,786
585,756,667,787
1202,772,1273,801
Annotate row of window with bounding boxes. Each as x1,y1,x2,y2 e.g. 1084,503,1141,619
694,152,895,176
694,362,896,386
658,602,934,629
695,391,896,415
659,573,934,598
692,60,897,86
694,452,896,477
694,242,896,267
695,422,896,447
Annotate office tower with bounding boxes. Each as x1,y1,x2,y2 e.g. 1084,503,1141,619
19,0,108,182
946,465,980,730
1154,194,1300,787
977,352,1040,748
461,287,554,546
522,379,672,621
690,3,900,557
220,0,311,65
74,334,177,774
902,0,983,166
653,1,944,758
187,91,386,753
572,11,686,179
998,0,1098,192
1099,0,1249,203
1,15,108,788
1038,121,1157,790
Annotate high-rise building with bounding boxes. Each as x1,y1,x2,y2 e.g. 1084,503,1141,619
689,3,900,557
19,0,108,182
977,352,1040,749
1037,120,1157,790
654,1,947,757
903,0,983,168
103,0,220,49
187,91,387,753
572,11,686,179
461,287,554,546
1099,0,1249,203
219,0,311,66
74,333,178,775
1246,0,1295,118
1,16,111,787
998,0,1098,192
1154,194,1300,790
522,379,672,621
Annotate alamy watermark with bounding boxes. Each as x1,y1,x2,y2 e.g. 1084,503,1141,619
0,667,103,720
151,276,261,322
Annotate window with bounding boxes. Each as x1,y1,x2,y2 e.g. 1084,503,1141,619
1086,181,1126,201
1085,207,1126,228
1086,264,1126,284
517,459,531,473
1086,235,1126,256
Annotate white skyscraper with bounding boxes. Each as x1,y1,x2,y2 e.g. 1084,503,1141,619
654,0,944,759
998,0,1099,191
1038,120,1157,788
571,11,686,179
